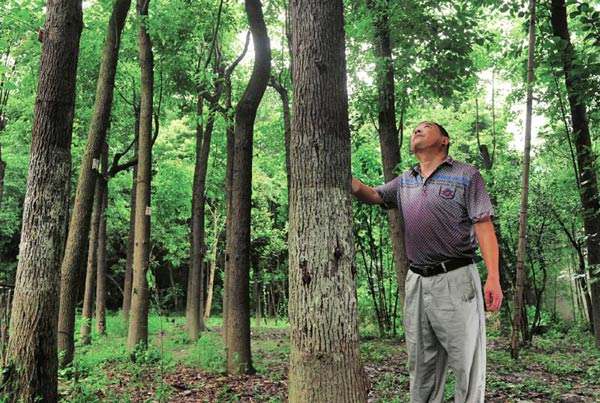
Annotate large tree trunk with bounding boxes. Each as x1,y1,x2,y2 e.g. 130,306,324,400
511,0,536,359
122,135,138,320
79,175,102,345
288,1,368,401
96,142,109,335
57,0,131,366
127,0,154,350
2,1,83,400
224,0,271,375
366,0,409,306
550,0,600,345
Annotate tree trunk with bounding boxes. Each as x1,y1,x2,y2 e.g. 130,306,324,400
186,92,219,340
57,0,131,367
288,1,368,401
0,144,5,208
224,0,271,375
223,75,234,347
79,176,102,345
122,136,138,320
511,0,536,359
366,0,409,308
204,207,220,320
550,0,600,345
127,0,154,351
269,78,291,196
2,1,83,400
95,142,109,335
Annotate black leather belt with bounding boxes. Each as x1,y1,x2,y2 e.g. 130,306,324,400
409,257,475,277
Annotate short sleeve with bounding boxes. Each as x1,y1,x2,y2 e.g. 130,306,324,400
374,177,400,210
466,171,494,222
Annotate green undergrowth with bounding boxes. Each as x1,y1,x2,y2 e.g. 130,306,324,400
60,312,600,402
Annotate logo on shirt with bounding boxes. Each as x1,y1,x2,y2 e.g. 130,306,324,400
439,186,456,199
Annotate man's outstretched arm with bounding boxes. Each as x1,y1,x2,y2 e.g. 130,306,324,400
351,178,384,204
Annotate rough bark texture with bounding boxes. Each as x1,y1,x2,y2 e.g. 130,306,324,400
57,0,131,366
2,1,83,400
288,1,368,401
127,0,154,350
512,0,536,359
95,142,109,335
224,0,271,375
223,75,234,348
366,0,409,305
79,176,101,345
550,0,600,345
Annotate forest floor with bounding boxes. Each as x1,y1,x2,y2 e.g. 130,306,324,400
60,313,600,402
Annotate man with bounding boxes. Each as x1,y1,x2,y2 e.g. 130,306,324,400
351,121,503,403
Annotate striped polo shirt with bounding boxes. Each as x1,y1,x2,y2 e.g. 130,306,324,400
374,156,494,266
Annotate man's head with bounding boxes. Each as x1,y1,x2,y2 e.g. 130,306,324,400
410,121,450,156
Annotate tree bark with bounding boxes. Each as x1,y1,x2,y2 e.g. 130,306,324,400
224,0,271,375
511,0,536,359
0,144,5,208
95,142,109,335
204,207,220,320
2,0,83,400
57,0,131,367
288,1,368,401
186,89,219,339
550,0,600,345
122,134,138,320
365,0,409,308
79,175,101,345
127,0,154,351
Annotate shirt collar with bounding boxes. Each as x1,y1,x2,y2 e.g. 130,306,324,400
411,155,454,176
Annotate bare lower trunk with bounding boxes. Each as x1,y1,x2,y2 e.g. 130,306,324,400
288,1,367,401
80,177,102,345
0,145,5,207
551,0,600,345
3,1,83,400
224,0,271,375
95,142,109,335
127,0,154,351
511,0,536,359
122,140,138,320
57,0,131,367
204,209,220,320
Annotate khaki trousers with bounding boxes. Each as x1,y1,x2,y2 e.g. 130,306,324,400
404,264,486,403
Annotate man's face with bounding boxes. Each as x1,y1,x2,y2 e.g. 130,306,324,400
410,122,448,154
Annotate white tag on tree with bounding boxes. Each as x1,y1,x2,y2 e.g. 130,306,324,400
145,206,152,216
92,158,100,170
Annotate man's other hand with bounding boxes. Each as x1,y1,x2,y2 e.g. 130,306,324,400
484,278,503,312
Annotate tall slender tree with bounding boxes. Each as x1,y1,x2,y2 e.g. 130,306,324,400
512,0,536,359
127,0,154,350
2,0,83,400
79,174,102,345
365,0,409,305
96,141,109,335
57,0,131,366
288,0,368,401
224,0,271,375
550,0,600,345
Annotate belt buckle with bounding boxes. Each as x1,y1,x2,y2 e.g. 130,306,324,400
422,266,432,276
